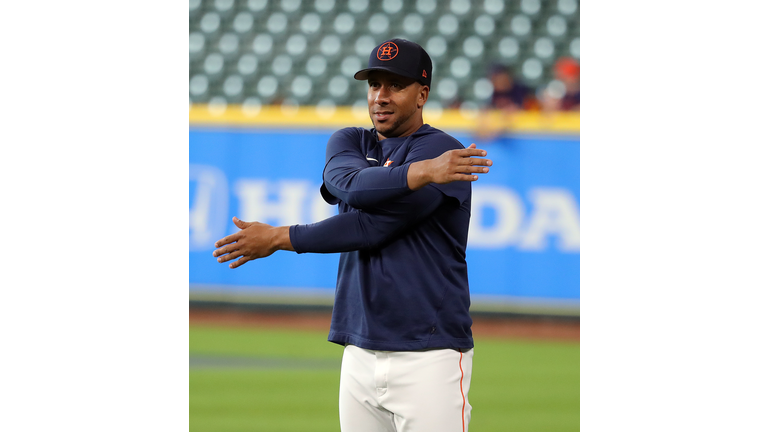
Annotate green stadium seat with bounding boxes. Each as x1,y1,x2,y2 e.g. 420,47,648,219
252,34,274,58
348,0,370,15
473,77,494,103
327,75,351,102
382,0,403,14
190,0,203,20
279,0,302,15
218,33,240,60
426,36,448,61
299,13,322,35
200,12,222,35
213,0,235,18
333,13,355,37
203,53,225,81
510,15,532,39
232,12,254,34
189,74,209,101
437,14,460,40
401,14,425,39
449,56,473,83
286,34,308,57
497,36,521,62
450,0,471,16
367,13,390,37
569,37,579,59
271,54,293,77
546,15,568,39
354,35,376,58
256,75,279,101
557,0,578,15
416,0,437,15
462,36,485,60
533,37,555,61
319,34,342,59
521,0,542,16
247,0,267,13
223,74,245,101
305,54,328,77
237,54,259,80
340,55,363,77
521,57,543,83
474,15,496,39
313,0,336,15
267,12,289,37
483,0,505,16
190,32,206,61
290,75,314,102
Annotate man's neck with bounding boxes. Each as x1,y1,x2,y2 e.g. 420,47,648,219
377,119,425,141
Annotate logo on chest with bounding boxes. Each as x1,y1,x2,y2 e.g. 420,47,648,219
384,159,393,167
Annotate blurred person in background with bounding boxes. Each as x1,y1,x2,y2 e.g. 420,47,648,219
541,57,580,112
489,64,536,111
474,64,537,141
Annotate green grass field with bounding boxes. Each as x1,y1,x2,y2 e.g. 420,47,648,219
190,325,579,431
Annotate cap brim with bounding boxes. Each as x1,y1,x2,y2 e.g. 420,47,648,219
353,67,402,81
354,67,430,88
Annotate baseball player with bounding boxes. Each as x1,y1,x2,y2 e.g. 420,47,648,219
213,38,493,432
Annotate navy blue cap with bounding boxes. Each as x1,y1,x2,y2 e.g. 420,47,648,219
353,38,433,88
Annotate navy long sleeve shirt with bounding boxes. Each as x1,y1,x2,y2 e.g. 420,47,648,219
289,124,473,351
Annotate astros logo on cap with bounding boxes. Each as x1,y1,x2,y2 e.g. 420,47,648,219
377,42,399,61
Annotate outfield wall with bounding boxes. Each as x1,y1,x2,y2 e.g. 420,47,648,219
189,107,580,315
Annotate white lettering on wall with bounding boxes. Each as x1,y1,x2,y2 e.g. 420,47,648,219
189,164,229,251
518,188,581,252
468,185,580,252
233,180,311,227
468,186,525,248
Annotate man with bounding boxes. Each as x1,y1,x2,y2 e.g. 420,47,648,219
213,39,492,432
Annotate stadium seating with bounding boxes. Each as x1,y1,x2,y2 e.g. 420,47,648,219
189,0,580,109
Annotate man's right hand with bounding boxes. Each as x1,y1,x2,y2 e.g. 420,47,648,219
407,143,493,190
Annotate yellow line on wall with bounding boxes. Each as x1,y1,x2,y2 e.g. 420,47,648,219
189,104,580,135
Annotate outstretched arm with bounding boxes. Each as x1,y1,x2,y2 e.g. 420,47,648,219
213,185,445,268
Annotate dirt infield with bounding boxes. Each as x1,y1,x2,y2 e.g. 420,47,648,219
190,308,579,342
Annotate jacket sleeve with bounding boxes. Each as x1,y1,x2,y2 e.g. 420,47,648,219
289,186,444,253
322,128,414,208
400,134,470,205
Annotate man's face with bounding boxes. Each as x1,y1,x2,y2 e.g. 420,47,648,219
367,70,428,139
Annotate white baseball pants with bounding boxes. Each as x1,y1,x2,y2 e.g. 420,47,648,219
339,344,473,432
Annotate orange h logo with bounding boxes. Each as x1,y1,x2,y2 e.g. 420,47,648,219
377,42,399,61
422,70,427,78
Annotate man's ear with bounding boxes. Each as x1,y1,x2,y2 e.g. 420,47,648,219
417,85,429,109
